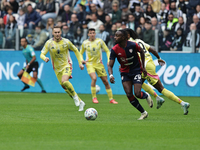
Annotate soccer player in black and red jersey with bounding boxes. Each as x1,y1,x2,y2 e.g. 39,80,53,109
108,30,153,120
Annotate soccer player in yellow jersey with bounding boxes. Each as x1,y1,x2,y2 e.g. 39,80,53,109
40,26,86,111
125,28,190,115
80,28,118,104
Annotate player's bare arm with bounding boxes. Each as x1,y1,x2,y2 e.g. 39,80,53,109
148,47,165,66
108,59,115,83
139,47,147,77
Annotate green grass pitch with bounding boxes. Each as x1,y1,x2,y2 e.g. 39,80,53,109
0,92,199,150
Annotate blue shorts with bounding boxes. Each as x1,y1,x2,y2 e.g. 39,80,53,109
121,72,142,84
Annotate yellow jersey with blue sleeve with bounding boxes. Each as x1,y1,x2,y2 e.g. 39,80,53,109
80,38,110,65
40,38,83,73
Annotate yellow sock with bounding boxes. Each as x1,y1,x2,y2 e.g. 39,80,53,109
65,89,81,101
142,83,158,98
62,81,76,97
161,88,182,104
106,88,113,100
91,86,96,98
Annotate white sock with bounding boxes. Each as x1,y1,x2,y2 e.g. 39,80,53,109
180,101,186,106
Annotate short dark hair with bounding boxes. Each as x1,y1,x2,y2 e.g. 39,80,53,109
21,37,28,43
118,29,128,40
27,4,32,7
88,28,95,33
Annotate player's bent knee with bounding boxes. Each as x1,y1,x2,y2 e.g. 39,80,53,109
135,92,141,98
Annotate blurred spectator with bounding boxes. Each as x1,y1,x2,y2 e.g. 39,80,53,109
151,17,160,30
178,0,187,14
136,26,143,40
195,5,200,19
143,21,155,46
116,21,122,30
103,0,114,14
166,13,178,33
139,16,145,31
174,16,186,32
89,3,98,14
24,0,36,8
69,13,81,34
3,7,13,25
184,23,200,51
159,28,173,51
104,14,112,33
157,3,169,29
129,0,140,13
61,24,74,42
127,14,138,31
56,20,62,28
163,0,170,10
61,4,72,25
87,13,103,33
32,26,48,50
97,8,106,23
45,17,54,37
17,9,26,29
119,0,129,10
111,2,121,24
41,0,57,26
8,0,19,14
96,24,109,44
77,4,87,23
121,5,131,21
192,15,200,32
59,0,74,10
145,4,157,20
26,34,34,45
18,0,27,13
140,0,149,13
121,21,127,29
149,0,161,13
73,26,84,49
108,23,117,49
92,0,104,9
170,28,184,51
74,0,90,13
169,1,183,19
133,5,144,23
24,4,41,34
5,15,17,48
187,0,200,25
0,18,5,33
81,20,88,42
35,0,45,15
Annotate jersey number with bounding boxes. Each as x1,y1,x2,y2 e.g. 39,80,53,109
138,42,147,53
134,74,141,80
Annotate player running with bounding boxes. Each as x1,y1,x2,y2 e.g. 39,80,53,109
17,38,46,93
108,30,153,120
125,28,190,115
40,26,85,111
80,28,118,104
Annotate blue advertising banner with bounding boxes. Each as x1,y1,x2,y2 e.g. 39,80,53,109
0,51,200,96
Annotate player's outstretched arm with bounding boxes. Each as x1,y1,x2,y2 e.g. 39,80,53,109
148,47,165,66
108,59,115,83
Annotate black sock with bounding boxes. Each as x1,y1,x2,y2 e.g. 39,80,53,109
129,96,145,113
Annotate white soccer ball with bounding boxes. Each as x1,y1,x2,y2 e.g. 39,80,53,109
84,108,98,120
96,85,100,93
